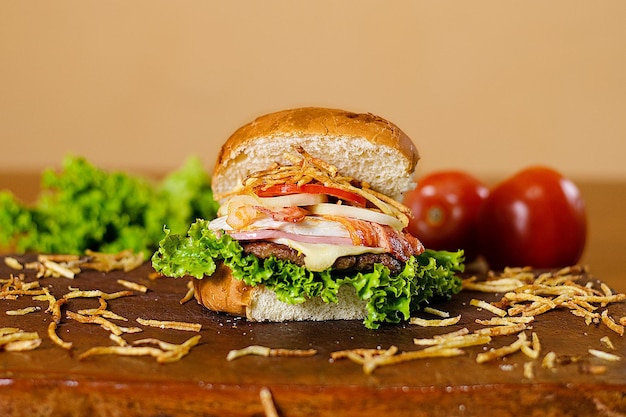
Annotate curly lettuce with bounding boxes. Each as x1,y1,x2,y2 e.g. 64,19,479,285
0,156,219,258
151,219,464,329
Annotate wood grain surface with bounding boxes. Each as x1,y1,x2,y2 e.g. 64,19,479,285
0,255,625,417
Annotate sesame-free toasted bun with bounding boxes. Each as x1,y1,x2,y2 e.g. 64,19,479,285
193,263,368,323
212,107,420,201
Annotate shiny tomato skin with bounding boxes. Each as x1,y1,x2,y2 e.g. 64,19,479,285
478,166,587,270
255,183,367,207
403,171,489,261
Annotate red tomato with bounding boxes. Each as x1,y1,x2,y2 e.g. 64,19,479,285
403,171,489,261
255,183,367,207
478,166,587,270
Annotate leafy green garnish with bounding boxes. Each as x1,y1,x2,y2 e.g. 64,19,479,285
0,156,219,258
151,219,464,329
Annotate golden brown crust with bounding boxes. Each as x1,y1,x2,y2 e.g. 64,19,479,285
192,262,255,317
213,107,419,180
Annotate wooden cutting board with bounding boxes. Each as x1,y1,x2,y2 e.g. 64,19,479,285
1,254,625,417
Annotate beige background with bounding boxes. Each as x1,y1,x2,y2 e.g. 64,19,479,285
1,1,625,181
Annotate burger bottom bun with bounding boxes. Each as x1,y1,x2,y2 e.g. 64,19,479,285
192,263,368,323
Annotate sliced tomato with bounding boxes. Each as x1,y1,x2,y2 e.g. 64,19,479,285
255,183,367,207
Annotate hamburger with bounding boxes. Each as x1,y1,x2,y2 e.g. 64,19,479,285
151,107,464,329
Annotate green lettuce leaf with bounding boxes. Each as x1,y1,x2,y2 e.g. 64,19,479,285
151,219,464,329
0,156,219,258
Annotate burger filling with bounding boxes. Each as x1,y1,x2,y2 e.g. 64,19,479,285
151,146,464,329
209,146,423,272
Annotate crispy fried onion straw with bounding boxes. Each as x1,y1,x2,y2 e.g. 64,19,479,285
227,345,318,361
332,345,465,375
136,318,202,332
463,265,626,335
259,387,279,417
1,328,42,352
79,334,201,364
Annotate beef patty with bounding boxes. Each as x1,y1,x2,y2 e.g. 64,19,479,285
241,241,404,275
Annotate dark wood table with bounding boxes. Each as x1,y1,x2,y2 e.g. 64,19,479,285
1,171,625,416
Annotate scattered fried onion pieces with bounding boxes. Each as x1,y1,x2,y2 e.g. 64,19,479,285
66,311,142,336
600,336,616,350
5,306,41,316
76,297,129,322
366,348,466,375
1,274,46,299
477,332,532,364
334,265,625,375
4,257,23,270
0,328,42,352
542,351,558,370
409,315,461,327
330,338,477,375
469,299,507,318
463,265,626,373
465,265,625,333
117,279,148,294
259,387,279,417
82,249,145,272
47,321,73,350
474,323,528,337
0,254,203,366
588,349,621,362
415,331,492,351
10,250,144,280
79,334,201,364
63,289,134,301
136,318,202,332
601,310,625,336
227,345,318,361
523,361,535,380
330,346,398,362
422,307,451,318
179,280,195,304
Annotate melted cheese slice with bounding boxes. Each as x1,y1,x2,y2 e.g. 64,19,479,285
272,238,384,272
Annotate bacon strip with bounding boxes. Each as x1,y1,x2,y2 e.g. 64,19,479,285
325,216,424,261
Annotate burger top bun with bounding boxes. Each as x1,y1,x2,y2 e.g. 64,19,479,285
212,107,420,201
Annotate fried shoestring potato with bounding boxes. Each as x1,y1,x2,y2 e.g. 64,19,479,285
470,299,507,317
259,387,279,417
476,332,532,364
227,345,318,361
5,306,41,316
600,336,616,350
82,249,144,272
601,309,625,336
117,279,148,293
4,257,23,270
330,346,398,362
47,321,72,350
361,347,465,375
409,315,461,327
63,289,134,301
136,318,202,332
179,280,195,304
66,311,142,336
79,334,201,364
588,349,621,362
0,329,41,351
